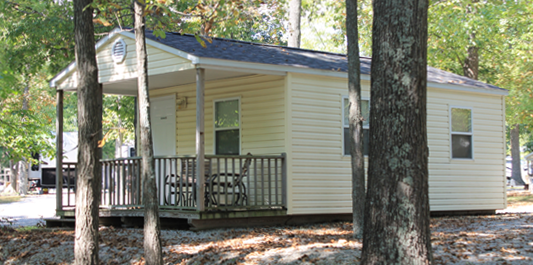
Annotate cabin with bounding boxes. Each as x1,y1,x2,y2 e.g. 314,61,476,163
49,28,508,229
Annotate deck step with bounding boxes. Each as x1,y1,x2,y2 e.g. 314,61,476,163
44,218,75,228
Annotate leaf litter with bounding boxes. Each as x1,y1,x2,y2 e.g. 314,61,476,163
2,211,533,264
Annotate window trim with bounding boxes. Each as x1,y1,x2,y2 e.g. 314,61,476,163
213,97,241,155
342,95,370,157
449,106,474,160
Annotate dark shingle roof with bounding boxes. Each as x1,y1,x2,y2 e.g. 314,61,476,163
145,31,505,92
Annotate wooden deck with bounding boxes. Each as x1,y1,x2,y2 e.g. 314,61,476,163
55,154,288,226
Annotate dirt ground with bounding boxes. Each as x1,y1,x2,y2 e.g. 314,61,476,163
1,189,533,264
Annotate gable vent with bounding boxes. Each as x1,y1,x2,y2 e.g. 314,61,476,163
111,38,127,64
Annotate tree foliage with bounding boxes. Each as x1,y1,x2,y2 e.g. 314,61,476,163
0,0,74,163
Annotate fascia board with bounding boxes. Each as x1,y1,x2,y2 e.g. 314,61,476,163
196,57,352,79
429,81,508,96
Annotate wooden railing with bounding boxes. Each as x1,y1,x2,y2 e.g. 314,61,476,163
62,162,77,207
63,154,287,212
101,157,142,208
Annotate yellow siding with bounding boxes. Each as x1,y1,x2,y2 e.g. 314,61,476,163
287,73,506,215
150,75,286,156
56,35,193,90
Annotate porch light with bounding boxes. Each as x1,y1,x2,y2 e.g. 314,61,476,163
177,97,187,109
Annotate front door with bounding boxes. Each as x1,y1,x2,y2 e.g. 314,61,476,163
150,94,177,156
150,94,177,205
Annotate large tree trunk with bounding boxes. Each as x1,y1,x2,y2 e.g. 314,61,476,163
134,1,163,264
361,0,432,263
346,0,365,239
510,124,525,186
9,160,17,191
17,161,27,196
463,1,479,80
288,0,301,48
19,84,30,196
463,44,479,80
73,0,102,264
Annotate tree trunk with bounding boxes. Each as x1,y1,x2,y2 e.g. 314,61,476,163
346,0,365,239
463,42,479,80
18,84,30,196
510,124,525,186
18,161,27,196
361,0,432,263
9,160,17,191
73,0,102,264
463,1,479,80
134,1,163,264
288,0,301,48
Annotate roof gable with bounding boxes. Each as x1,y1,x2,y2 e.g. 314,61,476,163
50,29,195,90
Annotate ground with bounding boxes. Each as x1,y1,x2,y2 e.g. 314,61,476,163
1,189,533,264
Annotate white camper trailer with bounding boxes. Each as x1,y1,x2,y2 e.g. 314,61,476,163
29,132,78,188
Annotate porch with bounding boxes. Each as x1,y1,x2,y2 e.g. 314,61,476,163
56,154,287,222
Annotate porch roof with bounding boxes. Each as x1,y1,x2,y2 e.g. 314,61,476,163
50,28,507,96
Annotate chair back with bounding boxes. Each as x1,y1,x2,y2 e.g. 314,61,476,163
181,158,211,179
240,153,253,177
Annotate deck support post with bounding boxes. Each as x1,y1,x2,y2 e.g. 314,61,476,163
196,68,206,211
56,89,64,215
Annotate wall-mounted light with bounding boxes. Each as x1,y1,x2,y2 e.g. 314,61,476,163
177,97,187,109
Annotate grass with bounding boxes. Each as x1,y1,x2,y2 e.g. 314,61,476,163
0,195,22,204
507,190,533,207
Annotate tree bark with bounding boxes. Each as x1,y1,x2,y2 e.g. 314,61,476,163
510,124,525,186
134,1,163,264
463,44,479,80
463,1,479,80
361,0,432,263
19,84,30,196
9,160,17,191
73,0,102,264
17,161,27,196
346,0,365,239
288,0,301,48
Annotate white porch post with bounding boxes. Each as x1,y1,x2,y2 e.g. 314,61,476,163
196,68,206,211
56,89,63,214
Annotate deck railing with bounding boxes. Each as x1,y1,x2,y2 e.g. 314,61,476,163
63,154,287,212
62,162,77,207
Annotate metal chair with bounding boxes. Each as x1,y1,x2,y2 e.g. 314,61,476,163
164,158,210,207
207,153,252,206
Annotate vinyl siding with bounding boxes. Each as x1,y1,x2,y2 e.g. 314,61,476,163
287,73,506,215
56,35,193,90
149,75,286,156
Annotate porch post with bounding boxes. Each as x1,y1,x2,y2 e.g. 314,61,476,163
56,89,63,214
196,68,206,211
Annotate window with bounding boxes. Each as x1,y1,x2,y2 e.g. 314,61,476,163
343,97,370,156
451,107,473,159
214,98,240,155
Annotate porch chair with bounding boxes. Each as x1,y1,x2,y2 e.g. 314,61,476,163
207,153,252,206
164,158,211,207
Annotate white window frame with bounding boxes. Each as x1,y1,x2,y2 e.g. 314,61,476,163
449,106,474,160
342,96,370,156
213,97,241,155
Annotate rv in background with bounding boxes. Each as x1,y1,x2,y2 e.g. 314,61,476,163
28,133,136,188
29,132,78,188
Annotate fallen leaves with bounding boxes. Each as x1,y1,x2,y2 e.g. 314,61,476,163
1,213,533,264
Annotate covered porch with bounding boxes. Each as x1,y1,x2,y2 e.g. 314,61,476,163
50,30,290,226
